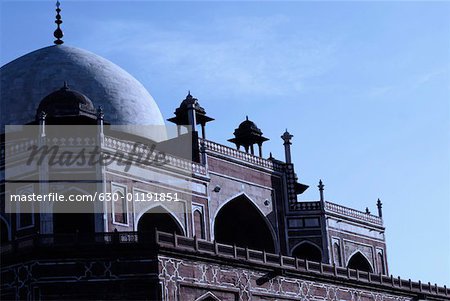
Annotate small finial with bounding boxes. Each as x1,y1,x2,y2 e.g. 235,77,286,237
63,81,68,89
281,129,293,144
365,207,371,214
318,179,325,202
39,111,47,121
269,152,273,159
97,106,104,120
53,1,64,45
246,115,249,121
377,198,383,218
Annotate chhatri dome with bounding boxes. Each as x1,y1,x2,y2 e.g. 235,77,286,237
0,2,164,139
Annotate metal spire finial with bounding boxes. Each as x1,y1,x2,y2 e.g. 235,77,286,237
53,1,64,45
377,198,383,218
318,179,325,202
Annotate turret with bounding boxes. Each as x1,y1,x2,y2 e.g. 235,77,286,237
228,116,269,157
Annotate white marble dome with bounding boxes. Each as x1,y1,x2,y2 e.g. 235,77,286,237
0,45,165,139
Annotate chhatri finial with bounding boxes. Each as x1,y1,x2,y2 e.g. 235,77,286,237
246,115,249,121
318,179,325,202
53,1,64,45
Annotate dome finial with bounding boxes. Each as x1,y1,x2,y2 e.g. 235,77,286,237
53,1,64,45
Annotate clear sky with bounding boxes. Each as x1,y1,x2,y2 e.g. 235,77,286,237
1,0,449,285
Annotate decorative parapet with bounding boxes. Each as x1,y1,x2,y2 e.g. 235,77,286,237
156,232,449,299
103,136,206,175
325,201,383,226
201,139,284,171
1,231,448,299
290,201,322,211
3,139,39,158
2,135,207,176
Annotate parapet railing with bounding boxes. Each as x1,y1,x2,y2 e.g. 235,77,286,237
0,231,448,298
325,201,383,226
0,232,140,255
102,136,207,175
200,139,284,172
1,135,207,176
157,232,449,298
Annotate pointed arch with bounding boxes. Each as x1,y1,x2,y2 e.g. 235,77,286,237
333,242,342,266
291,241,322,262
213,193,276,252
193,208,205,239
378,251,386,275
195,292,221,301
137,205,185,236
347,251,373,273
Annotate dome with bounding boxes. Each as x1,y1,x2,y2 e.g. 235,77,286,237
236,116,263,136
37,82,96,119
1,45,165,140
178,92,205,114
228,116,269,150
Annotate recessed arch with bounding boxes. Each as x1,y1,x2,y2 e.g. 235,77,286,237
213,194,275,252
195,292,221,301
211,192,277,241
333,242,342,266
291,241,322,262
193,208,205,239
378,251,386,275
137,205,185,237
347,251,373,273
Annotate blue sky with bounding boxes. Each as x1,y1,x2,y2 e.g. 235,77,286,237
1,1,449,285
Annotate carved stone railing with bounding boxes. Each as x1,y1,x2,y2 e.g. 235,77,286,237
3,138,39,158
0,232,141,257
104,136,206,175
201,139,284,171
325,201,383,226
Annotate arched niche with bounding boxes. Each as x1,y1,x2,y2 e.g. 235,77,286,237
137,206,184,237
291,241,322,262
193,209,205,239
347,251,373,273
214,194,275,252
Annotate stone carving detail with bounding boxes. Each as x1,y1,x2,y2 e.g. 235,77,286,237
158,256,410,301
